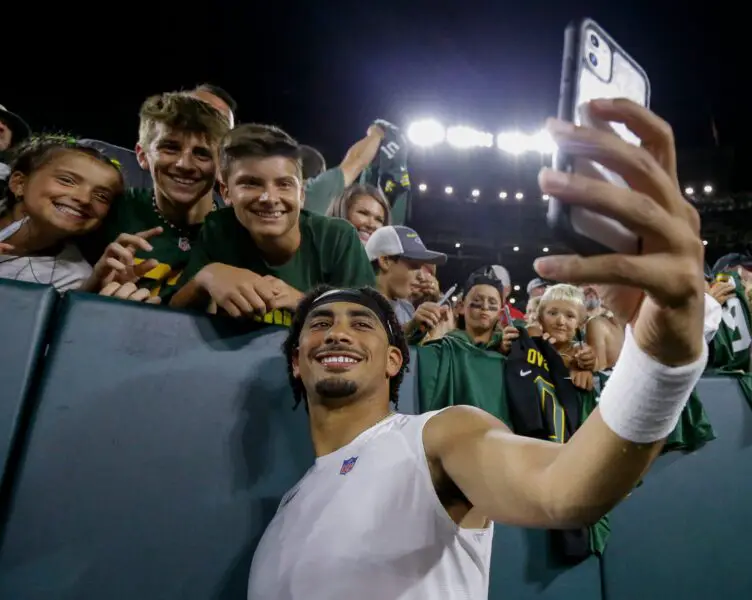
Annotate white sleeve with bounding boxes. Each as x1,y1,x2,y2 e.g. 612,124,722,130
703,293,722,343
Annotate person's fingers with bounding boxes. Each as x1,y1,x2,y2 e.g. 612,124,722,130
252,281,278,307
0,243,15,254
132,259,159,279
145,295,162,305
219,299,242,318
545,118,678,214
588,98,678,184
538,168,676,241
106,243,135,266
238,285,268,313
128,288,152,303
104,257,127,274
116,233,155,254
535,253,701,307
114,282,138,299
99,281,121,297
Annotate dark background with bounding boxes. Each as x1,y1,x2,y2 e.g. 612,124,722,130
5,1,748,302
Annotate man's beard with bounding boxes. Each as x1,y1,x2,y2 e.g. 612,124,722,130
315,377,358,402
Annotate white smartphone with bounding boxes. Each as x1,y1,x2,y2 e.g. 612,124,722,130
548,18,651,256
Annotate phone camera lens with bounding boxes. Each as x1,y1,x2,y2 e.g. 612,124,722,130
590,34,599,48
588,53,598,67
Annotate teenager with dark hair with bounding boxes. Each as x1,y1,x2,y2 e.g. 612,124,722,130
171,123,374,325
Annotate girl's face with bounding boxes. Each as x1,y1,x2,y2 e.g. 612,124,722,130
346,194,385,244
539,299,583,344
9,150,121,237
464,284,502,332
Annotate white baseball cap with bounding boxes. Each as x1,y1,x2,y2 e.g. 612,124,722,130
365,225,447,265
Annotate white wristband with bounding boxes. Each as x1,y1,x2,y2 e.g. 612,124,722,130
598,325,708,444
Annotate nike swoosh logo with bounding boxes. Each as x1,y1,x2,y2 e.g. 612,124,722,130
520,370,531,376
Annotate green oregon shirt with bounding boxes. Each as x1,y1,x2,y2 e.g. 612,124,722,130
710,272,752,373
304,167,346,215
80,188,220,297
175,208,375,326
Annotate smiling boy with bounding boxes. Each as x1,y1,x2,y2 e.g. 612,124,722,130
170,123,374,326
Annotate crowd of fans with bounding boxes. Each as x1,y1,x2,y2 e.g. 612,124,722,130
1,86,751,386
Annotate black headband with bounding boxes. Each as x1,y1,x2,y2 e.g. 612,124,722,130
308,289,397,342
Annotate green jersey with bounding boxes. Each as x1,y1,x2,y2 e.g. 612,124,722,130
81,188,220,298
304,168,346,215
710,272,752,373
176,209,375,327
446,329,504,352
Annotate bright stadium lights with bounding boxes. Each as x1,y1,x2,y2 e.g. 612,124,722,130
496,129,557,155
684,186,694,195
444,186,453,195
542,194,550,201
510,298,517,304
513,285,520,291
499,191,508,199
447,126,494,149
407,119,446,147
496,131,529,155
542,247,550,253
418,183,427,192
515,192,524,200
703,184,714,194
451,295,458,303
471,188,480,197
455,242,461,248
513,246,520,252
703,240,708,246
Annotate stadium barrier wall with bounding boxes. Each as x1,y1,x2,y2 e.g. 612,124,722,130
0,281,748,599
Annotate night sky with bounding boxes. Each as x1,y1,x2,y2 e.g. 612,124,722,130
5,0,746,295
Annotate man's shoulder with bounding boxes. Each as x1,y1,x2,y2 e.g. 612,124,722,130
300,209,356,238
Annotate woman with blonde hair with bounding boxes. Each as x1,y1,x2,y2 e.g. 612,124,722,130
326,183,391,245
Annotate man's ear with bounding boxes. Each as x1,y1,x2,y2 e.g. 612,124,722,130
386,345,403,379
219,180,230,205
377,256,391,273
135,143,149,171
291,347,301,378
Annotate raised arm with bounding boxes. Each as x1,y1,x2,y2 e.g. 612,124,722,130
425,98,707,530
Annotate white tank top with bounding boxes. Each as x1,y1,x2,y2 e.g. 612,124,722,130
247,410,493,600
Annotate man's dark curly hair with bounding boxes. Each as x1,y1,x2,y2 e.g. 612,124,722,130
282,284,410,411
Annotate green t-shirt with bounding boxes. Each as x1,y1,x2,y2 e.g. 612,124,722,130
304,167,345,215
709,272,752,373
176,208,375,326
80,188,220,297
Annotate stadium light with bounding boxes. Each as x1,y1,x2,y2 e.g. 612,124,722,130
407,119,446,147
703,184,714,194
513,284,520,291
542,247,549,253
418,183,427,192
510,298,517,304
684,186,694,195
515,192,524,200
471,189,480,197
703,240,708,246
499,191,508,200
444,186,453,195
455,242,461,248
451,295,458,303
497,129,556,155
447,126,494,149
542,194,550,201
513,246,520,252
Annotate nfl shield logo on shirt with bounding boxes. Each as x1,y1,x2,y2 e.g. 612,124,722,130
178,237,191,252
339,456,358,475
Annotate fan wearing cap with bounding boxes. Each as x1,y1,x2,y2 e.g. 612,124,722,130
364,225,450,334
527,277,548,300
